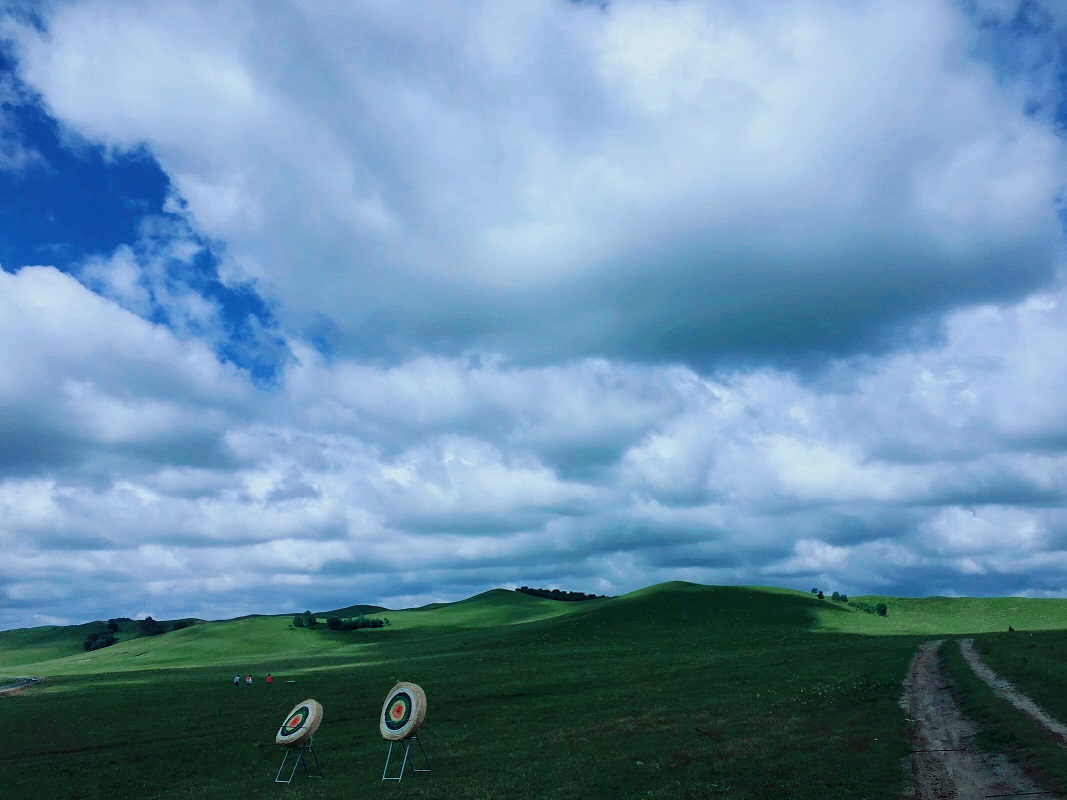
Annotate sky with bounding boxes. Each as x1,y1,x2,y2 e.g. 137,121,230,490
0,0,1066,631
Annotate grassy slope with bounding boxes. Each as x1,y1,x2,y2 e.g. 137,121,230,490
815,594,1067,635
3,584,1067,800
0,618,159,673
963,630,1067,737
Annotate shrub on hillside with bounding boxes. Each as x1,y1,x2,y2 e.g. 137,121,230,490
141,616,163,636
327,616,342,630
302,610,318,629
292,614,305,628
106,619,119,632
847,601,888,617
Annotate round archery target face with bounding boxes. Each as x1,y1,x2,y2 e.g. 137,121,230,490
380,682,427,741
276,699,323,747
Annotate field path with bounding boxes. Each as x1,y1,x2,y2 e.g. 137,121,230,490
0,677,37,696
902,640,1047,800
960,637,1067,746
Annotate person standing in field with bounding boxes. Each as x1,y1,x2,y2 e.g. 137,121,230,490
233,674,240,686
266,673,273,685
246,674,252,686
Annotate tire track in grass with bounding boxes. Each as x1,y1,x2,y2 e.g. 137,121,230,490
960,638,1067,747
902,640,1050,800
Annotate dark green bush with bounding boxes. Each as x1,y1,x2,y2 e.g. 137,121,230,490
83,630,117,651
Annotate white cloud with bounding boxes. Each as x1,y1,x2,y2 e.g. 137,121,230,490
2,1,1067,629
11,0,1063,362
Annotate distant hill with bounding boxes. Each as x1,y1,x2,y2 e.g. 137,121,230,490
2,583,1067,677
315,603,388,618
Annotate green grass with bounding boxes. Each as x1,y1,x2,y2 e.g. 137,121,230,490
940,637,1067,794
2,584,1067,799
814,594,1067,635
968,630,1067,724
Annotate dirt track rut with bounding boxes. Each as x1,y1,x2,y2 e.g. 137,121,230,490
959,638,1067,747
902,640,1049,800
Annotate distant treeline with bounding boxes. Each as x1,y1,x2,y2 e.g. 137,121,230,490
811,589,887,616
516,586,608,601
293,610,388,631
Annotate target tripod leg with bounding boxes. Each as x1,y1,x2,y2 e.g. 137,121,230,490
382,740,397,781
304,740,324,779
275,748,295,784
411,734,431,773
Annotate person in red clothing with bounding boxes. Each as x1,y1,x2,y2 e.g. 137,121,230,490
266,673,273,685
245,674,252,686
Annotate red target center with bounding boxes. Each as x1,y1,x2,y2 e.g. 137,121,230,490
390,701,406,720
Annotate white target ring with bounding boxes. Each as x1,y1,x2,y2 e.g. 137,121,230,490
276,699,323,747
380,682,427,741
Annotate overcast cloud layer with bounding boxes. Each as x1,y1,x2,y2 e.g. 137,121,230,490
1,0,1066,630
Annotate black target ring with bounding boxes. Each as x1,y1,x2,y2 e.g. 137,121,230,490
276,699,323,747
380,682,426,740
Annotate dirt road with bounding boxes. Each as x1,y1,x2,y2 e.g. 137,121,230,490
960,638,1067,747
901,640,1049,800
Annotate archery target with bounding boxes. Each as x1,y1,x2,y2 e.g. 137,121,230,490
276,698,323,747
380,682,426,740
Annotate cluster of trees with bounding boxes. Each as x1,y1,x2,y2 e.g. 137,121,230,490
83,617,127,651
83,629,116,651
810,588,887,616
516,586,607,601
141,616,163,636
293,610,387,630
292,610,318,628
326,615,387,631
811,588,849,603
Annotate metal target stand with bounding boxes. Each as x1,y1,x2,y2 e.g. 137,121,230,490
381,733,431,782
275,736,325,785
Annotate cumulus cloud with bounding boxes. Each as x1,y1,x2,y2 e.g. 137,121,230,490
10,0,1063,364
1,1,1066,630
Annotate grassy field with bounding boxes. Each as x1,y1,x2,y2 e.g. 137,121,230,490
1,583,1066,799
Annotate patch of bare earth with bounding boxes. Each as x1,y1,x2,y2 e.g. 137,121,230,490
960,637,1067,747
0,677,39,697
901,640,1049,800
